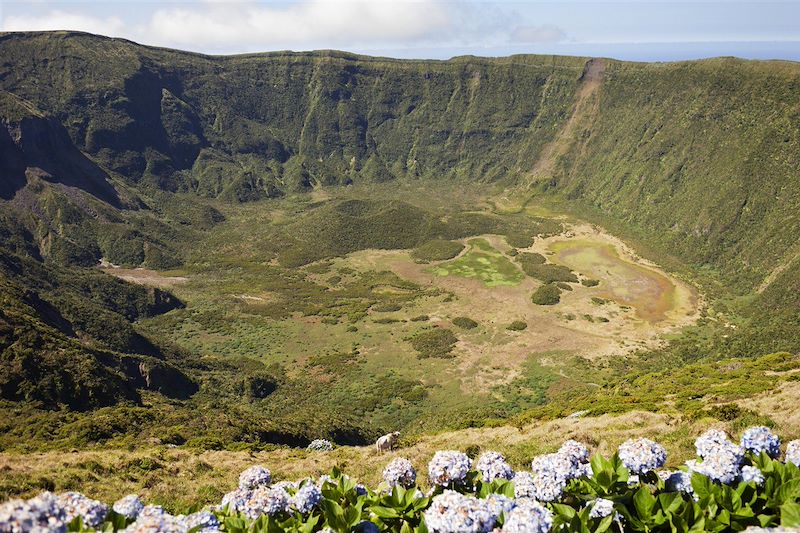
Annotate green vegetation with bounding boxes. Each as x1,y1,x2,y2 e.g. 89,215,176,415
506,320,528,331
411,239,465,262
532,284,562,305
431,238,525,287
409,328,458,359
452,317,479,329
521,262,579,284
581,279,600,287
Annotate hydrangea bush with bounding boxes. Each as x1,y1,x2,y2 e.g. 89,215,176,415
3,428,800,532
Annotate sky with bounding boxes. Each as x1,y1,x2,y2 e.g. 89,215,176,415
1,1,799,62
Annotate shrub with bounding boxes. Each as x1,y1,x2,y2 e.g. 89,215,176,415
373,303,402,312
409,328,458,358
523,263,578,284
506,320,528,331
532,284,561,305
410,315,430,322
581,278,600,287
452,317,478,329
411,240,465,262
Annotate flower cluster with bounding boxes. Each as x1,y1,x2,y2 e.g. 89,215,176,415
501,499,553,533
291,483,322,514
112,495,144,520
687,429,744,484
618,438,667,475
57,492,109,528
740,426,781,458
238,465,272,490
244,486,290,518
0,492,66,532
517,439,592,502
475,451,515,483
787,440,800,467
422,490,497,533
665,471,695,497
383,457,417,488
306,439,334,452
428,450,472,487
588,498,616,519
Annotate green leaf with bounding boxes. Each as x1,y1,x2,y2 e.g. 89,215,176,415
634,487,657,519
781,502,800,528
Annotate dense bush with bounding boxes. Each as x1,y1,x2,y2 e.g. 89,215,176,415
532,284,562,305
452,317,479,330
5,427,800,532
506,320,528,331
409,329,458,359
522,264,579,284
411,240,465,262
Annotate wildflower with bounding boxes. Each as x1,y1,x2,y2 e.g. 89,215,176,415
238,465,272,490
292,483,322,514
786,440,800,466
741,427,781,458
307,439,334,452
588,498,615,519
180,510,221,532
501,499,553,533
245,486,290,519
512,472,537,499
57,492,109,528
422,490,496,533
475,451,515,483
428,450,472,487
0,492,66,533
618,438,667,475
665,471,695,497
740,465,765,485
383,457,417,488
113,495,145,520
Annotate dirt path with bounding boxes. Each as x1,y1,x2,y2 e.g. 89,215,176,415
527,59,605,185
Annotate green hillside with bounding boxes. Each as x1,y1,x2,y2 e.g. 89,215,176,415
1,31,800,457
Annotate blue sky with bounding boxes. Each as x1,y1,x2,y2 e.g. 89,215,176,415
2,1,799,61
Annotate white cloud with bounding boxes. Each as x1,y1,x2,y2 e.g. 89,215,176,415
143,1,454,50
509,24,566,44
1,10,124,35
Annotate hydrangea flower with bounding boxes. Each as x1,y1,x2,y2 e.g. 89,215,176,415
588,498,615,519
559,440,590,465
245,486,290,519
428,451,472,487
475,451,515,483
272,481,298,493
512,472,537,499
355,483,368,497
741,427,781,458
179,510,221,532
113,495,145,520
121,512,186,533
238,465,272,490
57,492,109,527
500,498,553,533
529,466,568,502
665,471,695,497
527,448,589,502
484,494,516,518
307,439,334,452
618,438,667,475
353,521,379,533
786,440,800,466
0,492,66,533
740,465,765,485
383,457,417,488
695,429,737,459
220,488,251,513
688,429,744,484
422,490,496,533
292,483,322,514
